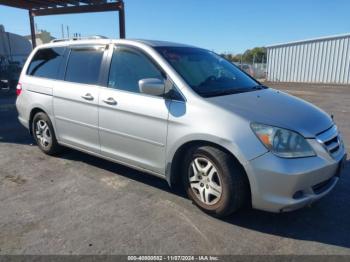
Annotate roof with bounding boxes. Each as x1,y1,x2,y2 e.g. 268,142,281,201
267,33,350,48
0,0,123,16
131,39,195,48
35,38,196,49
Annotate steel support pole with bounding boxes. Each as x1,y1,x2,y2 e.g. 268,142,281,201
119,1,125,39
29,10,36,48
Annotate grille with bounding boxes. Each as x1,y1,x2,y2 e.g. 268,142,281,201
316,125,341,158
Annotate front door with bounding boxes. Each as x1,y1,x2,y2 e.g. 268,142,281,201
99,45,169,174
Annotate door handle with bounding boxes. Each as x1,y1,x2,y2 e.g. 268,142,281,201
102,97,117,105
81,93,94,101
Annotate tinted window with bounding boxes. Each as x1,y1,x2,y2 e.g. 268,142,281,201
108,47,164,93
156,46,263,97
27,47,65,79
65,47,104,85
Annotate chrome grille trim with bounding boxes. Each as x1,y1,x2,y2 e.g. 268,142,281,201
316,125,341,158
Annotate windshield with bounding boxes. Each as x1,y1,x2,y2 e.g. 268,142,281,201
155,46,266,97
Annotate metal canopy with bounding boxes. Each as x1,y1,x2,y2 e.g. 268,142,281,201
0,0,125,47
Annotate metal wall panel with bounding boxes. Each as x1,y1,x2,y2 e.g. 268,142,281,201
267,34,350,84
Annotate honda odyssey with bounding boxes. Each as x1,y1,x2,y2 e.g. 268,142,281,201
16,38,347,217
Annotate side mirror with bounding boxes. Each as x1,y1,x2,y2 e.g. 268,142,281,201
138,78,165,96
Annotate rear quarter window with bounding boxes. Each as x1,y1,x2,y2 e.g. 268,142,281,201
27,47,65,79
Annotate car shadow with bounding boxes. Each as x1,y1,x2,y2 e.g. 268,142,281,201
58,148,186,197
221,158,350,249
0,95,34,145
60,147,350,249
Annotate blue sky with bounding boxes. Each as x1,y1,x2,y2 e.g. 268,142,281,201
0,0,349,53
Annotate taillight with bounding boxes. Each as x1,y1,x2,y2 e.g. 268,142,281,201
16,83,22,96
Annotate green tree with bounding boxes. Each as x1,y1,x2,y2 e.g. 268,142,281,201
242,47,266,63
221,47,267,64
220,53,241,63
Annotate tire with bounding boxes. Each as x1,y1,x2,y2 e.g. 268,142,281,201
32,112,62,155
182,146,249,217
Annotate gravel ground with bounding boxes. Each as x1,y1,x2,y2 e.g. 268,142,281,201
0,83,349,255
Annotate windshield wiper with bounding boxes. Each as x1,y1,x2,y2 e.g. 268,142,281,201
199,88,251,97
197,84,268,98
251,84,268,90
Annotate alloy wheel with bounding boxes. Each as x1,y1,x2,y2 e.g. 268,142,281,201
35,120,52,149
188,157,223,205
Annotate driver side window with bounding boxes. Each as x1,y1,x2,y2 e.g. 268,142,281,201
108,46,164,94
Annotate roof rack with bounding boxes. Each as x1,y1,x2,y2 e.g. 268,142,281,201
51,35,109,43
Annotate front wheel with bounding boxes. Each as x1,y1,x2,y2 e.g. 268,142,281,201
32,112,62,155
183,146,249,217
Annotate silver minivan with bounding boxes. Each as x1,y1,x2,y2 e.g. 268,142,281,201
16,38,347,217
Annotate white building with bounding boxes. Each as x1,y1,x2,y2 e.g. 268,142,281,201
0,24,32,66
25,30,55,46
267,33,350,84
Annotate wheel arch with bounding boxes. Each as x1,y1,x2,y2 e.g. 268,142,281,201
29,107,48,135
167,140,252,204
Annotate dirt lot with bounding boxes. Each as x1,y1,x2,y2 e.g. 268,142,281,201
0,83,349,255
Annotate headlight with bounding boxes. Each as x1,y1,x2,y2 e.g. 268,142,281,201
251,123,315,158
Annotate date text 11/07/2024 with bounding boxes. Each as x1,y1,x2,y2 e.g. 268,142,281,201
127,255,219,261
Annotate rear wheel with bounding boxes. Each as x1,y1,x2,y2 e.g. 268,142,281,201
183,146,249,217
32,112,62,155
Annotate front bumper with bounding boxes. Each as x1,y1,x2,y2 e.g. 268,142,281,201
245,141,346,213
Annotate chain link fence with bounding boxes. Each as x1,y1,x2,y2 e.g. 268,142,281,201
234,62,267,80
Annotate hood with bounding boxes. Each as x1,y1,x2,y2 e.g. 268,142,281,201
207,88,333,137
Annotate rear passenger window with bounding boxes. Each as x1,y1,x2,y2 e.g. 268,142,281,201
27,47,65,79
65,47,104,85
108,46,164,93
